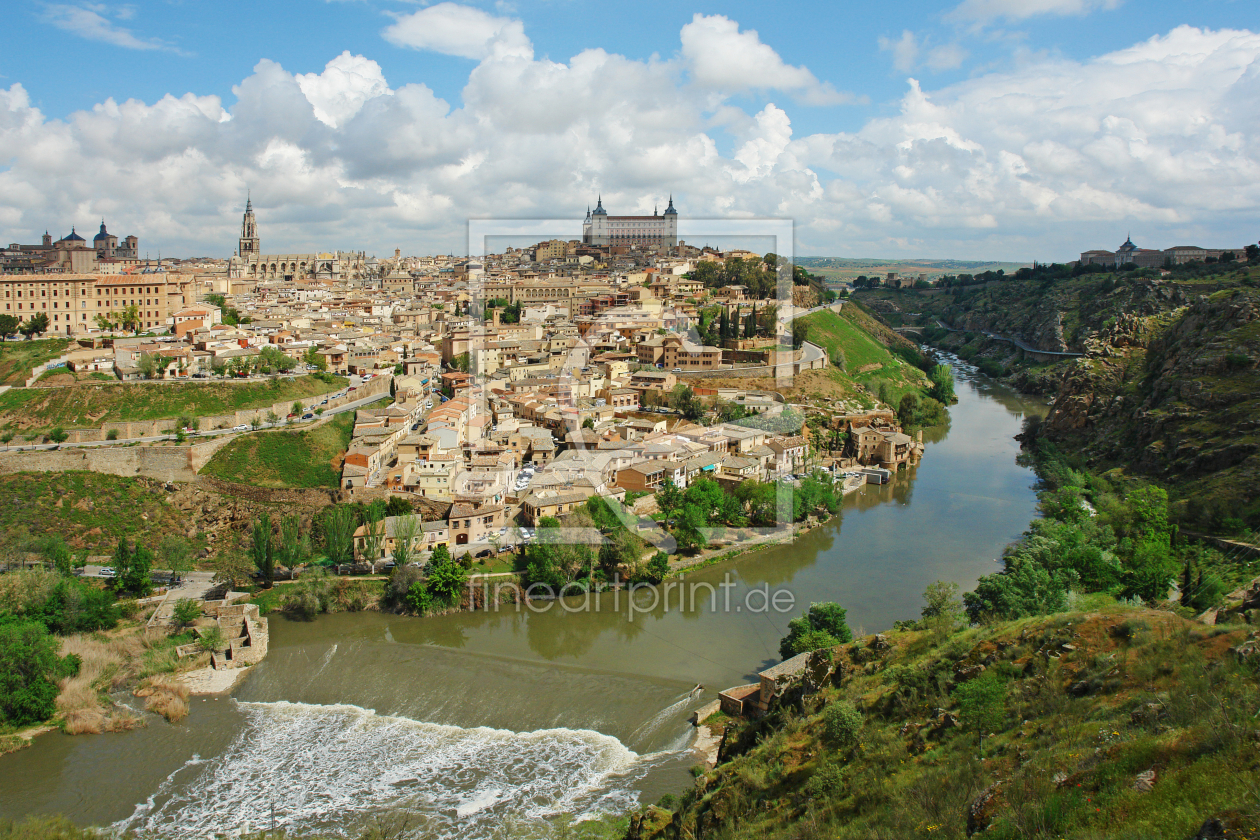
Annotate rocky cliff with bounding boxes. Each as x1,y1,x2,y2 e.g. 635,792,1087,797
1043,287,1260,521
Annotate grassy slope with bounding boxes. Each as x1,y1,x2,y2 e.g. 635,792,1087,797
0,374,347,430
199,398,387,488
640,606,1259,840
797,306,931,407
0,338,72,386
0,471,193,553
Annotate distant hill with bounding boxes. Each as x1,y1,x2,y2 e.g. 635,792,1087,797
798,257,1032,282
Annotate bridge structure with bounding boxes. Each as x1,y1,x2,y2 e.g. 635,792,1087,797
927,319,1084,362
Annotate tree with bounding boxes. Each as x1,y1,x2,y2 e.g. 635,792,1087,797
921,580,965,636
953,671,1006,752
385,496,413,517
790,319,809,349
93,313,117,333
112,538,153,597
207,550,251,590
0,314,18,340
48,427,68,444
523,515,596,588
361,508,387,563
137,353,158,380
115,304,140,334
0,621,70,727
601,526,646,576
426,543,452,570
40,535,72,575
897,393,919,428
718,307,729,342
673,504,707,553
929,364,955,404
656,479,682,524
779,602,852,659
292,401,303,417
251,513,276,588
450,352,471,373
582,417,595,430
275,515,308,573
18,313,50,338
668,384,704,421
304,346,328,371
392,515,421,567
425,560,467,606
323,506,357,565
745,303,757,339
172,598,201,628
963,560,1073,623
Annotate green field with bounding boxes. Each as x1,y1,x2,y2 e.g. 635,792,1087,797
199,397,388,488
0,338,72,386
0,471,194,553
0,374,347,430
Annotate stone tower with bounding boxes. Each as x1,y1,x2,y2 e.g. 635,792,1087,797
239,194,260,257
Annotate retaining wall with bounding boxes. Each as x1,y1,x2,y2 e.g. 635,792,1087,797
58,375,390,443
0,436,233,483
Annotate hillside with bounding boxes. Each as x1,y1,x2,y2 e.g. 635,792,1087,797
0,338,72,386
0,471,197,554
0,374,346,431
794,306,933,409
198,401,381,489
632,606,1260,840
855,264,1260,529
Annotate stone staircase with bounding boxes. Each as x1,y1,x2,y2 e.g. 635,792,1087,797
178,599,269,670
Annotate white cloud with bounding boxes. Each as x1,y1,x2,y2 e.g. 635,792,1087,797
42,4,179,52
680,14,855,106
382,2,532,61
295,52,391,128
880,30,968,73
947,0,1121,24
0,24,1257,260
879,31,920,73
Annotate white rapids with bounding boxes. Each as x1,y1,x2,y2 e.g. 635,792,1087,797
116,700,663,839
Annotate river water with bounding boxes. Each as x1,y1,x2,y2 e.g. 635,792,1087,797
0,365,1044,838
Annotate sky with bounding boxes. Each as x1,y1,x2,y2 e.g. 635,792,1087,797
1,0,1258,261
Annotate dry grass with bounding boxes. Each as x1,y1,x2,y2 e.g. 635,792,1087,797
136,676,191,723
56,628,174,733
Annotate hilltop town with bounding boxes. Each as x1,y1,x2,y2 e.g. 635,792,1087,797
0,197,934,566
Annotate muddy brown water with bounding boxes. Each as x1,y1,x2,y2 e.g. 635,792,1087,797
0,364,1045,838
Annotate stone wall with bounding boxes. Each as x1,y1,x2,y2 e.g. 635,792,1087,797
60,375,390,443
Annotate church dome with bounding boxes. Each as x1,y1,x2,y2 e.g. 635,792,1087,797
63,227,85,242
93,220,110,242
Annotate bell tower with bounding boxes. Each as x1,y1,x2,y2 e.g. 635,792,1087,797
239,193,260,257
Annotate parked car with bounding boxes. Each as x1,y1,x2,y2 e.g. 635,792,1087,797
99,567,116,577
233,424,250,432
302,413,314,420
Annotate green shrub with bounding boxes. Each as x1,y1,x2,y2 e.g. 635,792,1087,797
197,627,226,652
823,700,862,746
806,758,846,797
0,621,66,726
172,598,201,627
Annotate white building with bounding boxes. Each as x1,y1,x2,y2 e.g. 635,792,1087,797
582,197,678,248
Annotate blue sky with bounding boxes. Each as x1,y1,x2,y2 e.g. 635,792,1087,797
1,0,1258,259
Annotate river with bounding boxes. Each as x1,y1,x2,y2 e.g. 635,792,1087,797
0,364,1044,838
